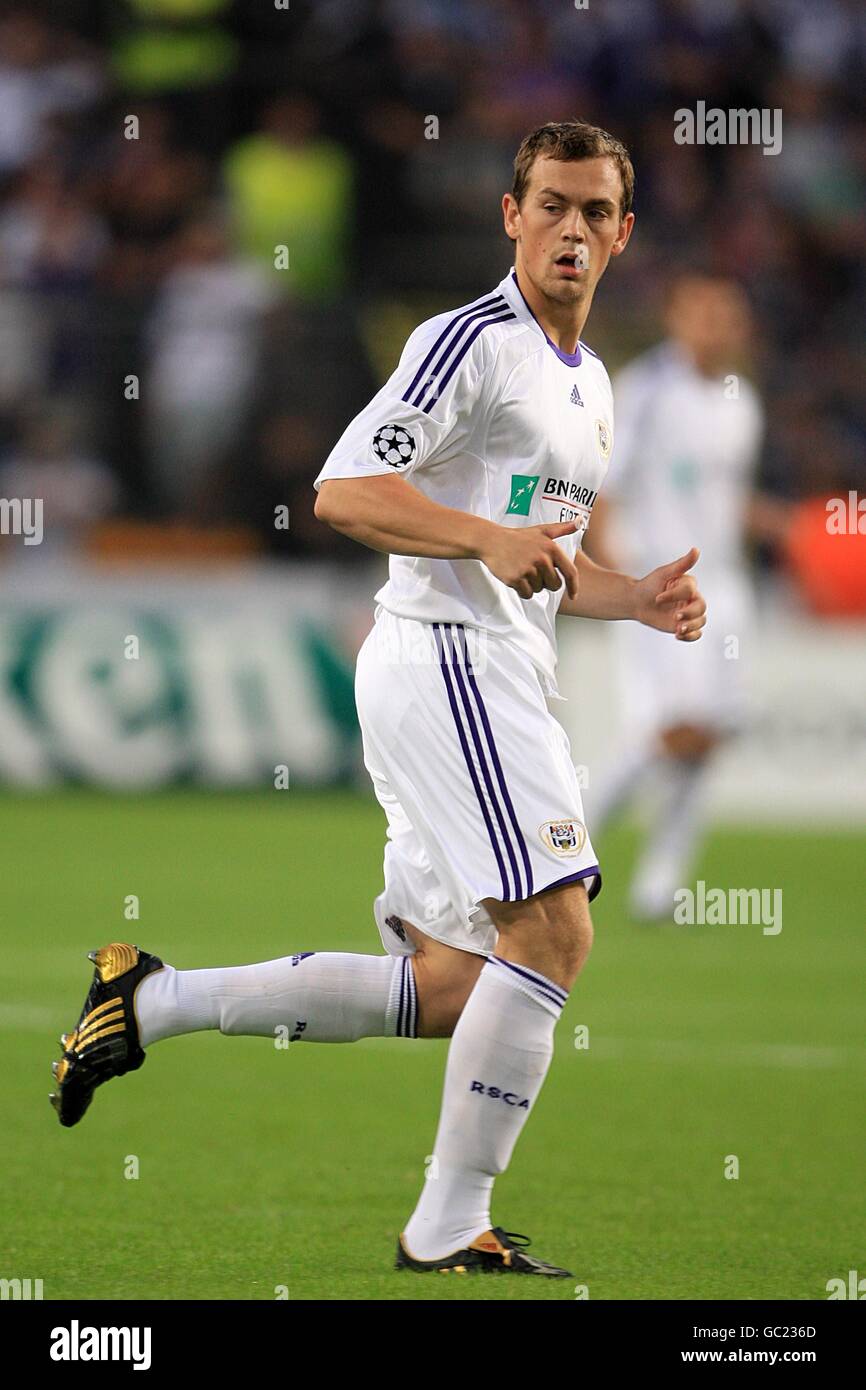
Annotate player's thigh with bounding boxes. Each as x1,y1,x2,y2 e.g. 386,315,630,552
403,922,486,1038
482,880,594,991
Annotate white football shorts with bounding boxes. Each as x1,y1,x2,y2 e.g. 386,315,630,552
355,605,601,959
615,569,752,739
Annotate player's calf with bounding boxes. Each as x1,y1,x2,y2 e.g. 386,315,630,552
399,902,583,1268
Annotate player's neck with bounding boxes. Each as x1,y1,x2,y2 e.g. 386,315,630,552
512,263,589,357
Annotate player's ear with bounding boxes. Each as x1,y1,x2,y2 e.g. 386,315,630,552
609,211,635,258
502,192,520,240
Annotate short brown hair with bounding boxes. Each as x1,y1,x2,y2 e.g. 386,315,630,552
512,120,635,219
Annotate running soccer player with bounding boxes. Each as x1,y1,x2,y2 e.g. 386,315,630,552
50,121,707,1278
584,272,771,919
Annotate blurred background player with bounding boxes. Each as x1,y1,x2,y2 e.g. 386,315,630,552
584,272,790,920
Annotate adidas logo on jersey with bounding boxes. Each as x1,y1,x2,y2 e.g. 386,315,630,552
569,384,583,407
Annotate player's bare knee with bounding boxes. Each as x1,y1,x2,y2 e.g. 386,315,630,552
546,915,592,987
411,948,483,1038
569,917,594,977
421,991,466,1039
413,963,460,1038
485,881,593,990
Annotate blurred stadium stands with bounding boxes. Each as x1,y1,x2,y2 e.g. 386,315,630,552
0,0,862,540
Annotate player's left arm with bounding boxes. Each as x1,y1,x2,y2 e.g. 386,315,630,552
558,546,707,641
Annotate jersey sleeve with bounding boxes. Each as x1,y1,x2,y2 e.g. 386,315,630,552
313,314,494,491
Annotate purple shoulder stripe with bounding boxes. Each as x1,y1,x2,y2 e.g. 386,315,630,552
400,297,516,414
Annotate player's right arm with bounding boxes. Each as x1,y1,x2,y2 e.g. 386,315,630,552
315,474,579,601
314,310,578,599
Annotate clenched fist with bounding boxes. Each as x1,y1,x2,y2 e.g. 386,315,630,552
479,521,581,601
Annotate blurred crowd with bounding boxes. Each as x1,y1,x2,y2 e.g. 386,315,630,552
0,0,863,560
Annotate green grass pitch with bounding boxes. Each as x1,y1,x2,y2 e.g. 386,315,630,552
1,789,863,1301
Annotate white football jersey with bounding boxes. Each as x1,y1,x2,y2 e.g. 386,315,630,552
602,341,764,576
314,269,614,695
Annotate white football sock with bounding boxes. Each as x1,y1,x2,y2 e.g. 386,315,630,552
134,952,418,1047
401,955,567,1261
630,756,712,918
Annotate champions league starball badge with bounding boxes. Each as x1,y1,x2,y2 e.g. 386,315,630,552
372,423,417,470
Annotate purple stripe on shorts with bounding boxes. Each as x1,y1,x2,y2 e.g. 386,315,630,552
455,626,534,897
444,625,523,900
540,865,602,901
433,623,511,901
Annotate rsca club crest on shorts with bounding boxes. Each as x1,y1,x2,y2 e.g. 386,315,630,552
540,818,586,855
594,418,612,459
372,423,417,470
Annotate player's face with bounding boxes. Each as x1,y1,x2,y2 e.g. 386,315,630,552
502,156,634,309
